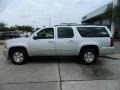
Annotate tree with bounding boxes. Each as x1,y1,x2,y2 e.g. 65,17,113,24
113,5,120,30
105,7,113,18
9,26,17,31
15,25,34,32
0,23,6,28
0,22,34,32
0,22,9,32
105,4,120,40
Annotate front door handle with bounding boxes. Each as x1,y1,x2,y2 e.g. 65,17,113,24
48,41,54,43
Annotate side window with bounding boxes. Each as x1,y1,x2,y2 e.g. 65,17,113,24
77,27,110,37
37,28,54,39
57,27,74,38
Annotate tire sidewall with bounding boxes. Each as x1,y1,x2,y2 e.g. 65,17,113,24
10,49,28,65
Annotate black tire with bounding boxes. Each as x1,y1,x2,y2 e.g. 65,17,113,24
80,49,98,64
10,49,28,65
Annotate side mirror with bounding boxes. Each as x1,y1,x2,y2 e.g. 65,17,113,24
25,35,29,38
33,35,38,40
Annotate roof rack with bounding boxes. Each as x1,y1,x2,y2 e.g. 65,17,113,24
55,23,85,26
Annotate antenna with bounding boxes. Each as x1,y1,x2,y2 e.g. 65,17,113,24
49,18,51,27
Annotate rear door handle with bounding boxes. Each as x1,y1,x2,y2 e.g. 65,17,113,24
68,40,74,43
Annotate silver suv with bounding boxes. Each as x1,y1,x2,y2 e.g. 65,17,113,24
3,24,114,65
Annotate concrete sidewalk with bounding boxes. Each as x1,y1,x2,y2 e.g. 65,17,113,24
1,46,120,90
106,54,120,60
106,41,120,60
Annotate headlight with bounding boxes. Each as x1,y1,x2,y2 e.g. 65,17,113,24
4,43,7,49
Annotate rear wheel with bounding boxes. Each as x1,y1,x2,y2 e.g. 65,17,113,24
80,49,97,64
10,49,28,65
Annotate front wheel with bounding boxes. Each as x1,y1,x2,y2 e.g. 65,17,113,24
10,49,28,65
80,49,98,64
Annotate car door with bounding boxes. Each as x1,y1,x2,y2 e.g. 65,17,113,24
56,27,77,55
29,28,56,56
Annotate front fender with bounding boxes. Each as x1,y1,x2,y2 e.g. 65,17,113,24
5,38,30,56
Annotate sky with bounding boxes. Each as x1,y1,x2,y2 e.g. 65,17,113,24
0,0,112,27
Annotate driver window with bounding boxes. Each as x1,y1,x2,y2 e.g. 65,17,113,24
37,28,54,39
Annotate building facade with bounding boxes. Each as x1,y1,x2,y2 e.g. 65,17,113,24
82,0,119,35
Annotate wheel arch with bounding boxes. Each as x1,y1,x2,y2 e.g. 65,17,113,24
8,46,29,58
80,45,99,56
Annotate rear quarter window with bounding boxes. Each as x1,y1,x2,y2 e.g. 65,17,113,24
77,27,110,37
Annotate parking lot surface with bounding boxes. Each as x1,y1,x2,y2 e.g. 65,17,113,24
0,45,120,90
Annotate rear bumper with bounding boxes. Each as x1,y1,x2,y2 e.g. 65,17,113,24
99,47,115,56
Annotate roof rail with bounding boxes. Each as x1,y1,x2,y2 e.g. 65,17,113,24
55,23,84,26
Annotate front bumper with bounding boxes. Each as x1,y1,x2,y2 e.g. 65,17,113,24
3,48,9,59
99,47,115,56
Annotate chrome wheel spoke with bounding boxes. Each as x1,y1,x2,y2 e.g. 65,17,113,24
13,52,24,63
84,52,94,63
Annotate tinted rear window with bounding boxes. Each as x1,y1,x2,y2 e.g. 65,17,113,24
77,27,110,37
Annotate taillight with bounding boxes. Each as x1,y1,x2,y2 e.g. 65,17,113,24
110,37,114,47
